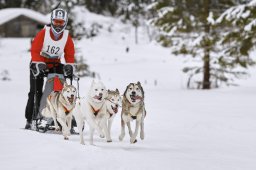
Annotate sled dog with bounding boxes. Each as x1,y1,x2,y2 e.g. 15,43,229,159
119,82,146,143
72,80,111,145
106,89,121,140
41,83,76,140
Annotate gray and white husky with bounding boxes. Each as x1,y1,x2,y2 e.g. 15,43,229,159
105,89,121,140
41,83,77,140
119,82,146,143
72,80,111,145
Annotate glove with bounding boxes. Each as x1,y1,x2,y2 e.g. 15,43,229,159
63,64,73,77
30,62,47,76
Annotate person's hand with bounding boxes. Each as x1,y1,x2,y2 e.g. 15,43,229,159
64,64,73,77
30,62,47,76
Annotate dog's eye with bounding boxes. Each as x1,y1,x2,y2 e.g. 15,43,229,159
129,87,132,90
111,99,114,101
67,91,70,93
101,89,104,91
136,88,139,91
73,90,75,92
95,89,98,91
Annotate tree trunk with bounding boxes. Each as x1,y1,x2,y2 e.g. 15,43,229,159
202,0,211,89
202,49,210,89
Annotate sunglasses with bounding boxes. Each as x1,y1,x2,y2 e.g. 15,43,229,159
53,19,65,26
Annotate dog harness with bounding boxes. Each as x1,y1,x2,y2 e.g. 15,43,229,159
107,110,114,118
123,97,146,120
106,98,119,118
47,94,73,115
63,105,72,115
131,115,137,119
89,104,101,117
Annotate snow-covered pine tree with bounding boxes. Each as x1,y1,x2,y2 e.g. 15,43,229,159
0,1,22,9
215,0,256,80
149,0,252,89
119,0,154,44
84,0,119,16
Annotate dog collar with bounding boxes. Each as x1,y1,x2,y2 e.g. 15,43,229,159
107,110,115,118
90,105,101,116
63,105,72,115
108,111,113,118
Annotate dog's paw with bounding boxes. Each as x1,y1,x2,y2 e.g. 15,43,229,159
81,141,85,145
107,139,112,143
64,136,69,140
119,134,124,141
55,126,60,131
63,130,70,137
130,137,137,144
99,130,105,138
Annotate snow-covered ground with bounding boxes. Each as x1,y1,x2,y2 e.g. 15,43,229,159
0,11,256,170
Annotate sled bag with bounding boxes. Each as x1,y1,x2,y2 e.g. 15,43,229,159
53,76,63,92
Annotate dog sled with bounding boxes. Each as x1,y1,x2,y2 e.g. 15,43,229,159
30,62,80,134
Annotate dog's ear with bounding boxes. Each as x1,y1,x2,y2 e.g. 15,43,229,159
123,84,129,96
63,82,68,87
108,89,111,93
137,81,141,86
115,88,119,94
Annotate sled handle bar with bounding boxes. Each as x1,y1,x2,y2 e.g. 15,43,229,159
42,62,73,77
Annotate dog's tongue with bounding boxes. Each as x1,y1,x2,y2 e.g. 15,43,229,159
112,106,118,113
94,96,102,100
131,95,142,101
135,96,142,100
68,96,74,103
114,109,118,113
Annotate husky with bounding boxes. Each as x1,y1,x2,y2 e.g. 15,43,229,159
119,82,146,143
105,89,121,140
41,83,76,140
72,80,111,145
